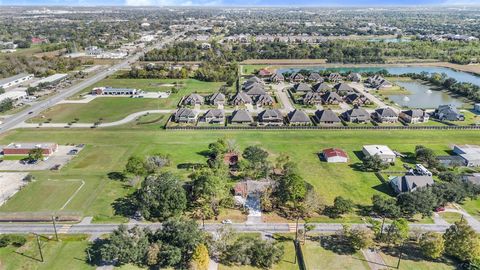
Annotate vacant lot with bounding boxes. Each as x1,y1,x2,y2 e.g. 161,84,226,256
29,78,226,123
1,128,480,222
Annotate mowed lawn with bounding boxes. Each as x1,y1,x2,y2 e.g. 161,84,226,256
1,128,480,222
0,235,93,270
29,78,225,123
303,239,369,270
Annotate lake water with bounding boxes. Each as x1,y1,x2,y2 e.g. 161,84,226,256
277,66,480,86
388,81,466,109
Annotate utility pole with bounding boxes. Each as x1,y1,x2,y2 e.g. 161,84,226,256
396,242,405,269
52,216,58,241
35,234,44,262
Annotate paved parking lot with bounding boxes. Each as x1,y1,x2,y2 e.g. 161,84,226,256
0,145,83,171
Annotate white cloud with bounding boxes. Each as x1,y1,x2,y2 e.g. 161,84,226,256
442,0,480,4
125,0,222,6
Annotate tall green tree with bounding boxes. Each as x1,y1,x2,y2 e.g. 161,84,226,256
98,225,149,266
125,156,146,176
136,173,187,221
419,232,445,259
444,219,480,262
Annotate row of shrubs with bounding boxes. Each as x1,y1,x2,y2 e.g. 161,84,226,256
0,235,27,248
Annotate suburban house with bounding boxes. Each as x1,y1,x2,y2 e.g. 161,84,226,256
243,77,263,90
209,92,226,105
390,175,434,193
322,148,348,163
372,107,398,123
92,87,138,95
231,92,253,105
2,142,58,157
293,83,312,92
303,91,323,105
0,73,34,89
289,73,305,82
366,75,393,89
362,145,396,163
312,82,331,92
246,85,267,97
342,106,370,123
174,108,198,123
328,73,342,83
321,91,343,105
183,93,205,106
256,94,275,106
344,93,370,106
314,109,342,125
233,180,272,199
257,68,272,77
453,145,480,167
333,83,355,96
399,109,429,124
202,109,225,124
287,109,311,125
347,73,362,82
270,73,285,83
258,109,284,126
230,109,254,124
433,104,465,121
307,73,323,82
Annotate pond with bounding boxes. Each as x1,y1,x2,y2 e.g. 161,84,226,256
387,81,466,109
276,66,480,86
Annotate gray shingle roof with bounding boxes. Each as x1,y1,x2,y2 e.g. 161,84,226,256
333,83,354,92
287,109,310,123
258,109,283,121
231,109,254,123
246,85,267,96
392,175,434,193
312,82,331,92
210,92,225,103
232,92,253,104
175,108,197,118
183,93,204,105
315,109,341,123
322,91,343,103
294,83,312,92
204,109,225,118
375,107,398,118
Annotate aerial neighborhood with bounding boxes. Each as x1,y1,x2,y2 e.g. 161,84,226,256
1,5,480,270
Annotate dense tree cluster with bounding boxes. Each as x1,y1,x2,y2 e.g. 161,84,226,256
143,40,480,65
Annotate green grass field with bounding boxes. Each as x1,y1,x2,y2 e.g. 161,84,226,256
302,239,369,270
29,78,225,123
1,128,480,222
0,235,93,270
380,246,456,270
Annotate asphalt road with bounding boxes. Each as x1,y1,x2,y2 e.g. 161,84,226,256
0,34,179,134
0,222,451,235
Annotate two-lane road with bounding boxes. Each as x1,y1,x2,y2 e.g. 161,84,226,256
0,34,180,134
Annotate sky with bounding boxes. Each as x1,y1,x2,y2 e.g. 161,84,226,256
1,0,479,6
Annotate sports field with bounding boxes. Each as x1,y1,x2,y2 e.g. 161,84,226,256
1,127,480,222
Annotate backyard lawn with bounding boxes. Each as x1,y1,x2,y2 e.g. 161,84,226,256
1,128,480,222
380,246,456,270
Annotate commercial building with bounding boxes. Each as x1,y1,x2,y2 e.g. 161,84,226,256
2,142,58,157
0,73,34,89
91,87,138,95
0,91,27,103
30,74,69,88
362,145,396,163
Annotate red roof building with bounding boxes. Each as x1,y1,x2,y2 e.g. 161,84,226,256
257,69,272,77
3,143,58,157
322,148,348,163
31,37,48,44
